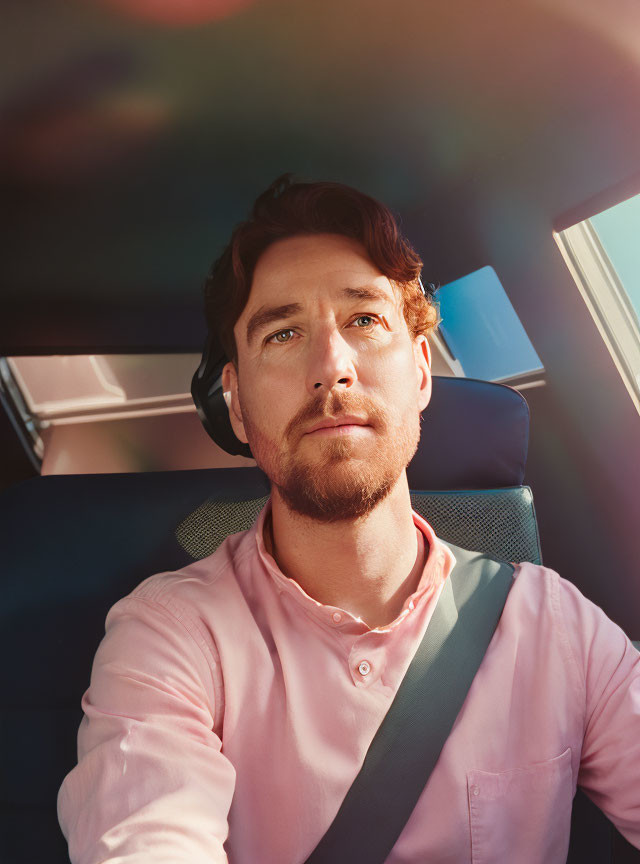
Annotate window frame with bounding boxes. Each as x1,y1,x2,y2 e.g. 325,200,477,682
554,217,640,416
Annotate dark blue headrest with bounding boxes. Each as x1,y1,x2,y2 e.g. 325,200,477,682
409,376,528,490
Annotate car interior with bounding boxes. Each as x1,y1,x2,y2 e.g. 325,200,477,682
1,0,639,862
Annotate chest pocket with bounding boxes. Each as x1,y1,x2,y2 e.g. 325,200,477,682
467,747,573,864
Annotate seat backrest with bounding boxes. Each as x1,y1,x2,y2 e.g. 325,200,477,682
0,376,550,863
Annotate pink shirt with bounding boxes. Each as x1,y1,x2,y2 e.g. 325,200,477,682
58,498,640,863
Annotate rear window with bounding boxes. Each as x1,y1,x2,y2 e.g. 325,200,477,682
435,266,544,382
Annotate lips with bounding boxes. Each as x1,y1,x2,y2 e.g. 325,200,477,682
306,416,369,434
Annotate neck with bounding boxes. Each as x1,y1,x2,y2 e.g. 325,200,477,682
264,474,429,629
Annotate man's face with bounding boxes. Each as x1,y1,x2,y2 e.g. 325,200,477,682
221,233,432,523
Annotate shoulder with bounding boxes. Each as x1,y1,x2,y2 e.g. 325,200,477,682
510,561,639,693
507,560,602,644
106,524,257,635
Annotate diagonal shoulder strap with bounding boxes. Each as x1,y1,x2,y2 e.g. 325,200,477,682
304,543,515,864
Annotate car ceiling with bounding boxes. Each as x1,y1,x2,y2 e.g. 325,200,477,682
2,0,640,354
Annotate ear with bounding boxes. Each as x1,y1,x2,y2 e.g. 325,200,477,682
413,335,432,413
221,360,249,444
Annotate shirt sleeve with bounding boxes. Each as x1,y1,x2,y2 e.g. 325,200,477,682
558,574,640,849
57,592,236,864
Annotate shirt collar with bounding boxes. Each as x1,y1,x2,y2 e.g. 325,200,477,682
252,496,456,632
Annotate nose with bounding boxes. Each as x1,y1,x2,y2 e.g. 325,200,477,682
305,326,357,394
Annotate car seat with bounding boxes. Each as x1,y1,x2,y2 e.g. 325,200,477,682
0,376,635,863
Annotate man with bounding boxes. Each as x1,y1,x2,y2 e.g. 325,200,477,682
58,176,640,863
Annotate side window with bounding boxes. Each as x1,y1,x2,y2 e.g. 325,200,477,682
554,192,640,414
591,195,640,318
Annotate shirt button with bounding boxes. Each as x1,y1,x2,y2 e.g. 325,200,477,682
408,600,415,611
358,660,371,676
332,612,342,623
472,786,480,796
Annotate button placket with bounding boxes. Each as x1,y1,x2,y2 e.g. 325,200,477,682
349,634,385,686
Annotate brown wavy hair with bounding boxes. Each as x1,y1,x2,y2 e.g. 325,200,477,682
204,174,439,366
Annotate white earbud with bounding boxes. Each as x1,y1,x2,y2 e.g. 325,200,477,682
223,391,232,408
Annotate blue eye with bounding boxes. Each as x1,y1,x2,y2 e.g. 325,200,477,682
266,315,379,345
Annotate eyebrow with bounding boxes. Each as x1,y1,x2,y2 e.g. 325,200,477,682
245,285,394,346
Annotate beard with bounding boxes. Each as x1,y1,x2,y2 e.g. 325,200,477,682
239,388,421,524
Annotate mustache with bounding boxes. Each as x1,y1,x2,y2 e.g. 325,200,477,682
290,392,384,437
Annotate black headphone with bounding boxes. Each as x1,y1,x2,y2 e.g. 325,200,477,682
191,331,254,459
191,277,437,459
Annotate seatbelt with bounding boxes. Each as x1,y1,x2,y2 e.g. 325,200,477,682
304,541,515,864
